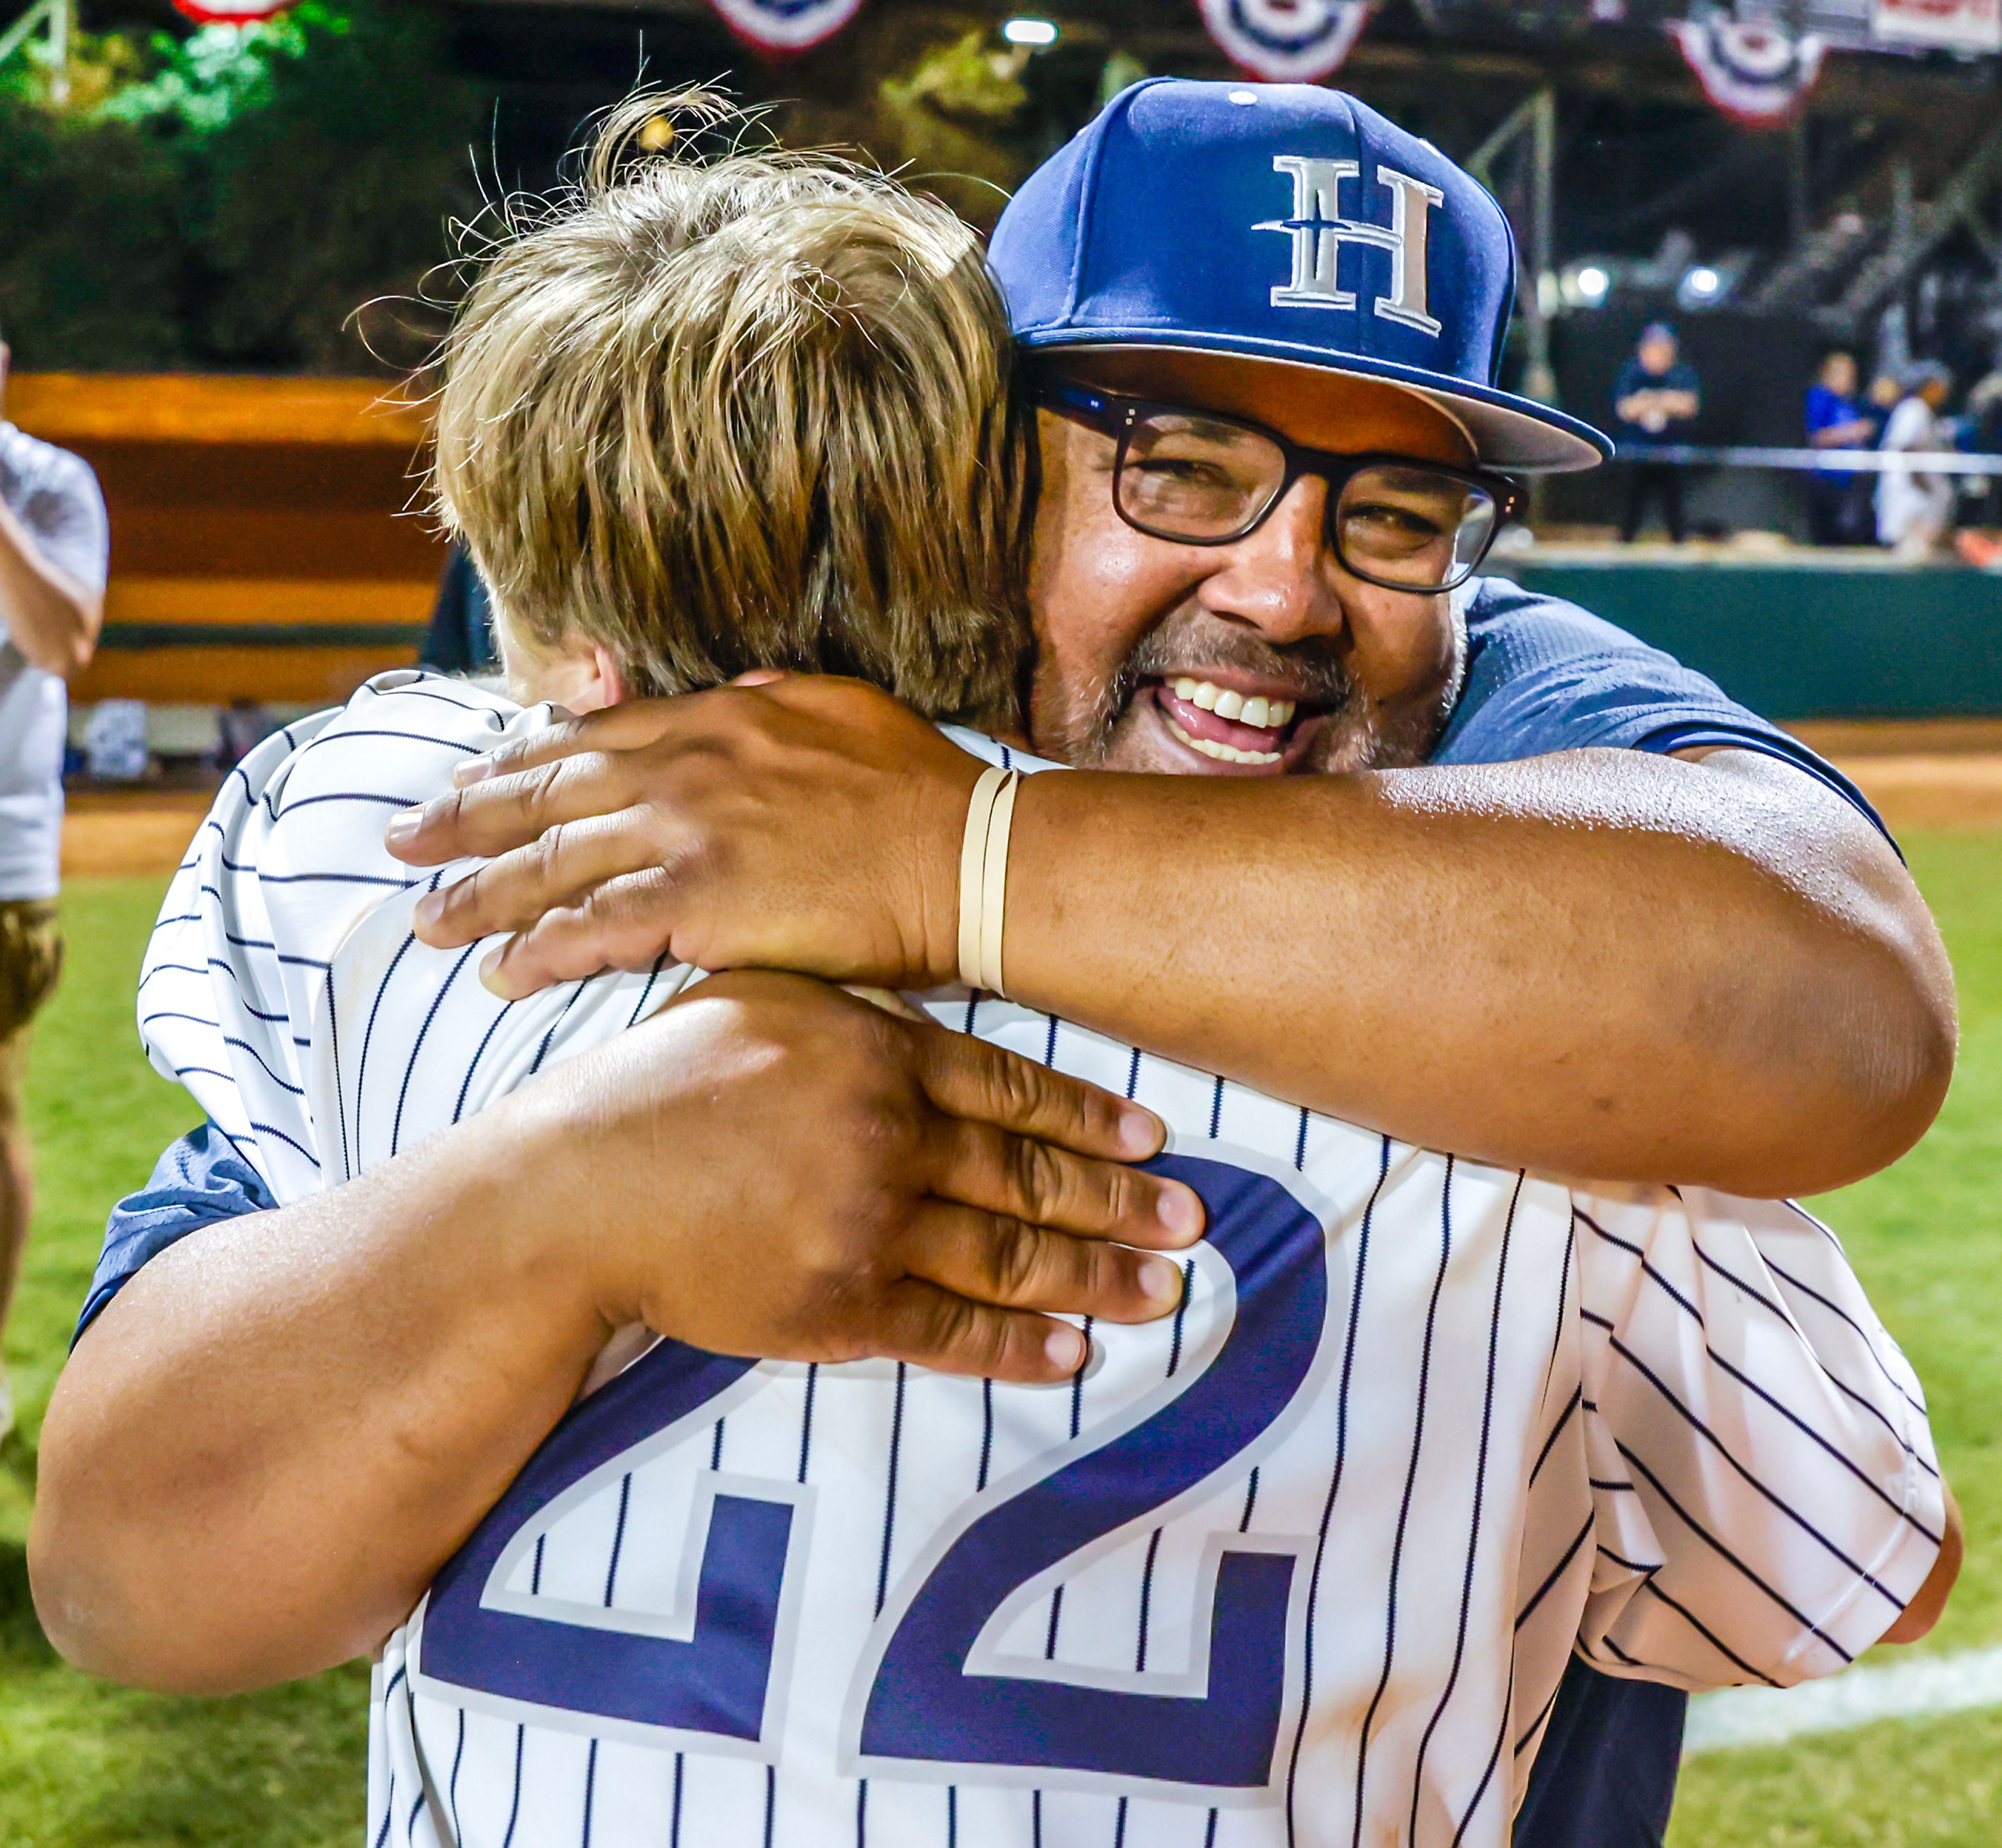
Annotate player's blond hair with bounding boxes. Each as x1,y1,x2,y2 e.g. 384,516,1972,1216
432,91,1032,725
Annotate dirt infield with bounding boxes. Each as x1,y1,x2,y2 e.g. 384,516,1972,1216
61,789,216,880
58,724,2002,883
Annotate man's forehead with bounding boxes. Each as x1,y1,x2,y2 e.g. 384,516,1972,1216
1043,346,1478,468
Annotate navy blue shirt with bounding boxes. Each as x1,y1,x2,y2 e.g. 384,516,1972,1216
1613,358,1701,452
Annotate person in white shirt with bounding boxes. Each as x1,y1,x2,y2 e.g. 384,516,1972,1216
1876,361,1956,558
0,322,107,1429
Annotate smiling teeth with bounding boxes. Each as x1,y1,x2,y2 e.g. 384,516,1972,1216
1164,713,1283,765
1170,678,1296,727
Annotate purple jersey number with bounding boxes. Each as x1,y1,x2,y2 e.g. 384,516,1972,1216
419,1153,1327,1786
856,1153,1326,1788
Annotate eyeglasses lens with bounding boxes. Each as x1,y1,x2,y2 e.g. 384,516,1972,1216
1115,409,1498,590
1335,465,1497,590
1116,412,1288,542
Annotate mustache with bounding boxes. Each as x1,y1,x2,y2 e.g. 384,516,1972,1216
1081,626,1358,761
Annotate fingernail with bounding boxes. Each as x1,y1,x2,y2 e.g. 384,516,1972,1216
1156,1184,1205,1241
453,755,495,788
385,808,423,848
1117,1106,1165,1157
413,891,444,931
1045,1325,1087,1372
1139,1256,1184,1306
478,947,509,997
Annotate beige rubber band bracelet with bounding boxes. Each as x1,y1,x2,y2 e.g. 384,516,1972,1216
958,766,1010,990
978,769,1021,998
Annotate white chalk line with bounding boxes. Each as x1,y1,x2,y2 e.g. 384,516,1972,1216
1684,1644,2002,1753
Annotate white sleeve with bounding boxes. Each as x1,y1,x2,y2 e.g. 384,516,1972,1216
137,672,554,1206
137,711,343,1205
1570,1185,1943,1692
307,885,694,1186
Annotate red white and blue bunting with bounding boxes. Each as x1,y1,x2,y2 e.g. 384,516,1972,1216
707,0,864,54
1199,0,1376,82
1667,16,1826,128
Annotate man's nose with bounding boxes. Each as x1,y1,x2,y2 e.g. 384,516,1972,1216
1195,475,1347,646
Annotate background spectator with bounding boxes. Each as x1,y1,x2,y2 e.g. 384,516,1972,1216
1864,368,1904,448
1876,361,1956,560
1805,350,1878,546
1615,321,1701,543
0,320,107,1437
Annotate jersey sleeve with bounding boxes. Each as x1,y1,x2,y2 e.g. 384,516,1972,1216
1568,1185,1943,1692
1437,581,1889,844
137,673,546,1205
137,710,346,1203
305,884,692,1187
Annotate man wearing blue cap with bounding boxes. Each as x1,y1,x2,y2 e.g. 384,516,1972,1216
42,81,1952,1848
1614,324,1701,543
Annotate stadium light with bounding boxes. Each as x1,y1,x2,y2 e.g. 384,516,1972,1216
1684,265,1722,300
1576,264,1610,305
1002,16,1059,44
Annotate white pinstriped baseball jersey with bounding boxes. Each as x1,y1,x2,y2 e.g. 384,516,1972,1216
141,672,1945,1848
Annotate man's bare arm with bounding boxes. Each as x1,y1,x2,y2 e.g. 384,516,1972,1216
31,975,1198,1694
0,497,101,677
1883,1484,1962,1645
389,680,1954,1197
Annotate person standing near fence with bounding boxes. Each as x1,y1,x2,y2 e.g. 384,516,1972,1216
0,323,107,1436
1877,361,1955,560
1614,321,1700,543
1805,349,1877,546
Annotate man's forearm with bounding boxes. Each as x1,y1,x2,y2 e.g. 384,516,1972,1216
31,1102,608,1694
1002,748,1954,1195
31,975,1194,1694
0,499,101,677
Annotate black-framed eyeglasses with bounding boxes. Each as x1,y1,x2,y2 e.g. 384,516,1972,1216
1036,378,1520,594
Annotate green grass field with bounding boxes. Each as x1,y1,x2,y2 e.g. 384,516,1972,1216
7,845,2002,1845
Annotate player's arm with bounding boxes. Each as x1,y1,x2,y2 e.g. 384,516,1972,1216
386,680,1952,1197
32,973,1200,1694
0,492,102,678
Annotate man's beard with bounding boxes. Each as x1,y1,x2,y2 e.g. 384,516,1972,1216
1052,612,1454,774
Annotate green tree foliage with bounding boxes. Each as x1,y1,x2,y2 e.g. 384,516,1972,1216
0,98,186,367
0,1,480,372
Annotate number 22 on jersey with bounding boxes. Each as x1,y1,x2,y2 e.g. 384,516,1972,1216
417,1153,1335,1802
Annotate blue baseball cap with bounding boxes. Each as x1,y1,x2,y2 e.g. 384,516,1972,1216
990,79,1609,473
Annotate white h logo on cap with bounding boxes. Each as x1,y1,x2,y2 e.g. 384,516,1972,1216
1256,156,1445,336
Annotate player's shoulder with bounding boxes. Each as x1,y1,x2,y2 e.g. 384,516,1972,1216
255,672,547,865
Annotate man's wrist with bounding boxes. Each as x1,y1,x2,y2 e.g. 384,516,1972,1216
913,748,990,987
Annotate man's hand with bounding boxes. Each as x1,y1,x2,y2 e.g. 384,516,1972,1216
388,677,974,998
557,969,1203,1382
33,968,1200,1692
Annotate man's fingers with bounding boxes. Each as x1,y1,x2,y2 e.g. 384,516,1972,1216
477,871,685,999
453,701,683,787
385,753,641,868
411,813,657,948
913,1029,1170,1164
907,1203,1188,1325
930,1114,1203,1251
869,1279,1090,1384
